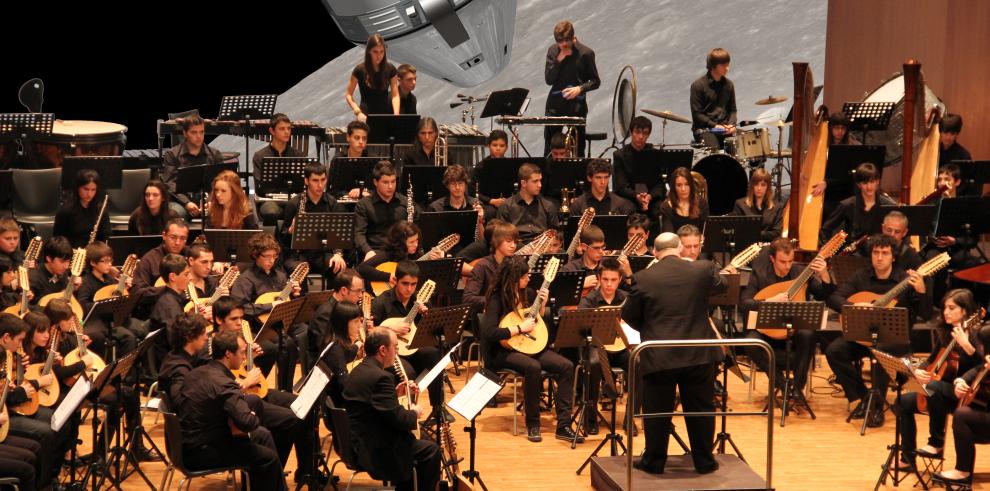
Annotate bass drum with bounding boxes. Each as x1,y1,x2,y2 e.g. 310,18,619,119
693,153,747,216
862,73,945,165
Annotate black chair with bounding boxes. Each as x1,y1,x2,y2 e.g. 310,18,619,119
328,407,378,490
0,477,20,490
107,168,151,226
159,411,251,491
11,167,61,240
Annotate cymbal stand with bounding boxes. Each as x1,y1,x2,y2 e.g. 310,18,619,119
769,123,790,197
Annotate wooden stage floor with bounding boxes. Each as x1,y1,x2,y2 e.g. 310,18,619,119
96,355,990,490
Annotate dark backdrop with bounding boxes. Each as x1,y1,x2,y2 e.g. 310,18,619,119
4,1,351,149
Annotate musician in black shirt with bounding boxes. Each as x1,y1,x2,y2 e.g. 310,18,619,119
157,311,210,411
309,270,365,372
730,168,784,241
345,34,399,119
626,214,652,256
28,236,75,303
690,48,737,149
569,159,636,217
612,116,664,215
128,180,179,236
400,117,439,170
544,20,600,156
150,253,192,363
825,234,931,428
161,115,226,219
879,210,924,271
53,168,111,248
132,218,189,303
355,161,417,260
186,242,222,311
473,130,510,213
336,120,371,201
822,162,895,244
427,164,484,214
397,64,418,115
463,222,517,311
253,113,306,226
178,330,286,490
356,222,441,285
278,162,347,277
321,301,365,409
934,325,990,486
496,163,559,242
938,113,972,169
659,167,709,234
77,241,141,359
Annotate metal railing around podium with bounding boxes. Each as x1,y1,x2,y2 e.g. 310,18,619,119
626,338,775,490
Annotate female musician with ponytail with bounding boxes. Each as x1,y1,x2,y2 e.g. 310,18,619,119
53,168,111,248
345,33,400,121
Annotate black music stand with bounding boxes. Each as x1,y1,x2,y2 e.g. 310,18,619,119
703,216,762,265
108,236,161,266
218,94,278,172
840,305,910,435
329,157,379,196
824,144,888,202
954,160,990,197
410,304,472,446
546,158,591,197
631,148,693,190
290,212,355,252
295,291,334,326
480,88,529,119
61,156,123,189
447,367,506,491
530,253,568,276
934,197,990,263
257,156,316,197
564,215,628,251
628,255,655,274
404,165,449,205
842,102,896,159
204,229,263,265
709,272,743,338
0,112,54,141
831,255,871,286
755,301,825,427
554,307,622,448
78,357,121,490
417,211,478,252
257,294,307,391
114,330,167,488
871,348,931,490
874,205,936,238
176,162,239,223
367,114,421,161
89,292,143,361
548,271,584,309
475,157,547,201
415,258,463,299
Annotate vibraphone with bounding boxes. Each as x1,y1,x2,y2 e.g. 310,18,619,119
157,118,325,160
322,122,487,167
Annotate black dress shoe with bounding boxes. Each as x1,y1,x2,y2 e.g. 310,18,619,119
849,400,867,419
585,414,599,436
132,445,163,463
916,447,944,459
632,459,664,475
697,461,720,474
527,426,542,443
933,472,973,485
555,426,585,443
867,408,886,428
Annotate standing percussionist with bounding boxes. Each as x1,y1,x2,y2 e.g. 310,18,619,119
690,48,737,149
544,20,600,157
622,232,729,475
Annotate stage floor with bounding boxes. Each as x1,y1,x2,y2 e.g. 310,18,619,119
94,355,990,490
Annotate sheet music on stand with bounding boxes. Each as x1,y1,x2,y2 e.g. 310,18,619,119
416,342,463,390
549,271,584,308
871,348,931,396
257,295,306,344
258,157,317,197
52,374,93,431
447,368,505,421
291,212,355,251
290,361,333,419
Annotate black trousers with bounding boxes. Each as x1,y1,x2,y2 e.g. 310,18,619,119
489,349,574,429
84,317,139,362
894,383,954,456
641,363,718,472
0,435,41,490
399,346,444,409
825,337,909,402
950,406,990,473
262,389,317,477
745,329,816,391
184,427,286,491
96,386,142,453
9,406,74,486
394,439,442,491
257,335,299,391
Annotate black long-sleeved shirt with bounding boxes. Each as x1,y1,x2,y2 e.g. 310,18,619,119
322,339,358,408
822,193,896,243
578,288,626,309
178,360,260,447
230,264,289,321
356,250,410,283
399,92,417,115
570,191,635,217
463,255,500,311
158,347,208,410
827,267,932,321
133,244,190,302
658,199,710,234
278,191,346,271
730,198,785,241
690,72,737,131
28,264,67,302
739,262,830,314
354,192,415,256
150,287,187,337
426,197,471,213
611,144,666,209
480,288,537,363
544,40,600,116
161,142,226,206
370,288,420,325
495,194,559,242
76,271,115,315
53,201,111,249
939,142,972,169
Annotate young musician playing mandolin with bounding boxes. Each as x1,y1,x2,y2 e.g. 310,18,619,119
76,241,141,358
481,256,580,443
463,222,518,311
562,225,633,292
355,222,440,285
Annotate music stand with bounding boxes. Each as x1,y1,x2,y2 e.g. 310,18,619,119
329,157,379,196
824,144,888,202
934,196,990,263
480,88,529,119
954,160,990,197
108,236,161,266
755,301,825,426
61,156,123,189
871,348,930,489
88,293,143,363
874,205,936,238
530,253,568,276
294,291,334,326
403,165,449,205
176,162,239,218
447,368,506,491
709,273,741,307
291,212,355,252
546,158,591,196
77,357,121,489
475,157,547,201
366,114,421,161
842,102,896,156
204,229,263,265
113,330,167,487
555,307,622,448
417,211,478,252
830,255,871,286
565,215,628,250
415,258,463,298
257,294,306,391
549,271,584,309
628,255,655,274
257,157,316,197
0,112,54,140
702,216,762,263
218,94,278,172
840,305,910,435
631,148,693,190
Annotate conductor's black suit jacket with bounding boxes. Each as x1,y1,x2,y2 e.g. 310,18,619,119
622,255,727,374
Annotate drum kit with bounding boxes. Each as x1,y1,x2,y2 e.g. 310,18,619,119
640,95,792,215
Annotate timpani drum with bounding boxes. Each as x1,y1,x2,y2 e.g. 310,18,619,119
861,73,945,165
28,120,127,167
693,153,748,216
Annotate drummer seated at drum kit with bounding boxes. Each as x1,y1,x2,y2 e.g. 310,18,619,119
690,48,737,149
161,115,226,220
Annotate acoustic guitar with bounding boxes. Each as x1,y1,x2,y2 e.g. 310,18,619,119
381,280,437,357
918,309,983,412
10,349,37,416
63,314,107,386
499,257,559,355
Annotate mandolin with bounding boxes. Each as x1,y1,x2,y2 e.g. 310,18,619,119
371,233,459,296
499,257,558,355
381,280,437,357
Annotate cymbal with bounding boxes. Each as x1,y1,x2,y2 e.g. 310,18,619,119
755,95,788,105
641,109,691,124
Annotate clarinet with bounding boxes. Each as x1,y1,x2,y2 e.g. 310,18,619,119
473,183,484,242
88,195,109,245
406,176,414,223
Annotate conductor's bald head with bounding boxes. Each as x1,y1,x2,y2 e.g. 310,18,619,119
653,232,682,259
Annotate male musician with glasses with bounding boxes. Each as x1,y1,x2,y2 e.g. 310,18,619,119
161,115,226,220
544,20,600,157
562,225,633,291
690,48,737,149
308,269,366,363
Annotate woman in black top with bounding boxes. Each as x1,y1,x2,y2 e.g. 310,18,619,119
659,167,709,233
730,168,783,241
345,33,399,119
128,179,178,235
321,301,365,409
207,170,259,230
53,168,111,248
892,289,983,470
355,221,440,283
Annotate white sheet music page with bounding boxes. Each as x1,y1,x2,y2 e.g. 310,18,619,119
447,371,503,421
415,342,461,390
291,367,331,419
52,377,92,432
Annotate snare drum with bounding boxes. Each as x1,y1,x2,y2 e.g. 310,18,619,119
28,120,127,167
728,128,771,162
693,153,747,216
